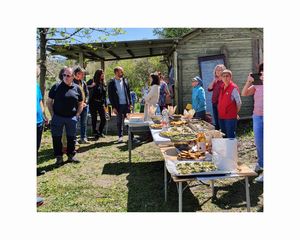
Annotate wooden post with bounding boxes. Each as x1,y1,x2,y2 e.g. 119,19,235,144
100,60,105,72
173,51,178,113
79,52,85,67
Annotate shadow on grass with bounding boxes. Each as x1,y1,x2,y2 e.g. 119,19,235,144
102,161,202,212
212,176,263,211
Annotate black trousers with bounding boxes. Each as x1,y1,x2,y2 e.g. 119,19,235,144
89,100,106,135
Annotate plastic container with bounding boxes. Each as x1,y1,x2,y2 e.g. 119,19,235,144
162,107,169,131
155,102,161,115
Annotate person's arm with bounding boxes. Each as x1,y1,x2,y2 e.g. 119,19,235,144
76,101,83,118
144,86,155,101
46,98,54,118
196,88,206,110
39,100,49,125
241,73,256,96
207,76,217,91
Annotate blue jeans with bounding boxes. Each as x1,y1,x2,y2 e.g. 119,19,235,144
219,118,237,138
212,103,220,130
37,121,43,151
253,114,263,168
79,105,89,140
51,114,78,156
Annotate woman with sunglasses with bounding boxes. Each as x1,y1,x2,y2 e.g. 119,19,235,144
87,69,107,140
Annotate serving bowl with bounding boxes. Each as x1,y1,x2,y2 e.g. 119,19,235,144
151,115,162,124
169,114,182,122
170,133,197,151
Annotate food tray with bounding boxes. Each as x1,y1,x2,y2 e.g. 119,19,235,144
166,159,230,177
126,113,144,119
175,146,212,161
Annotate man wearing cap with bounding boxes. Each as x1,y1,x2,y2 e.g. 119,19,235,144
191,76,206,120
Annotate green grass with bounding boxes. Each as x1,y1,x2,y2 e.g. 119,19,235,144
37,120,263,212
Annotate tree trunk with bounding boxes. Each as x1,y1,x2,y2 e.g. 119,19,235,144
38,28,48,104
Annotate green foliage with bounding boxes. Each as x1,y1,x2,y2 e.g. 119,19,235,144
153,28,192,38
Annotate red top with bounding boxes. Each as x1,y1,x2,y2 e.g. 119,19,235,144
207,78,223,103
218,81,239,119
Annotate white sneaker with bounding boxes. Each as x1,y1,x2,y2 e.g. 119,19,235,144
118,137,123,143
252,165,263,172
132,138,140,143
255,173,263,182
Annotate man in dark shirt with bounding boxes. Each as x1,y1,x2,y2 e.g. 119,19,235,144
73,66,90,144
46,67,83,168
108,66,140,143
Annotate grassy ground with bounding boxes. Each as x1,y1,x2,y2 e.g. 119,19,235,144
37,119,263,212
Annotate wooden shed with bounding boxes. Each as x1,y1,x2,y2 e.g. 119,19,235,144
172,28,263,122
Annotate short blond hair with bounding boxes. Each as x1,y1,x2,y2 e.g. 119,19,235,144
213,64,226,75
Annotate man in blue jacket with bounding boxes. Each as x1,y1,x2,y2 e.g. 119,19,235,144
108,66,140,143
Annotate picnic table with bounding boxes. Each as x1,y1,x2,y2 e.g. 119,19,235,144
124,116,258,212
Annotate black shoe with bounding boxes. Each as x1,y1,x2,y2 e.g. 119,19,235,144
94,134,99,140
37,169,46,176
99,133,106,138
54,155,63,168
67,154,80,163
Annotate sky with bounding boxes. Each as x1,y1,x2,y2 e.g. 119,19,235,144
95,28,158,41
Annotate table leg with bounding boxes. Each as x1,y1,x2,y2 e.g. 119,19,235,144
211,179,214,197
245,177,251,212
128,126,131,164
164,161,167,202
179,182,182,212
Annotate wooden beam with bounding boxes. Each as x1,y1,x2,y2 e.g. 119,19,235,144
124,43,135,57
47,42,174,56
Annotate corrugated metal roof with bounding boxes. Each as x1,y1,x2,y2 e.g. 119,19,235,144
47,38,180,61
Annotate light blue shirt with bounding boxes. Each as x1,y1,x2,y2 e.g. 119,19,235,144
192,85,206,112
115,78,127,104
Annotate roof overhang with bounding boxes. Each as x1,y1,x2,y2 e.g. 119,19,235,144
47,38,179,62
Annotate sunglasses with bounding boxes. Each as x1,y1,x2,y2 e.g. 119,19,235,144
63,74,72,78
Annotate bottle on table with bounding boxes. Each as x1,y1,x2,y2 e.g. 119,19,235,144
155,102,161,115
197,131,206,152
162,107,169,131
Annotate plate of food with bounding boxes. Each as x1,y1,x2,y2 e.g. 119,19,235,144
150,123,162,129
177,149,206,160
159,131,179,138
175,161,230,176
170,121,183,126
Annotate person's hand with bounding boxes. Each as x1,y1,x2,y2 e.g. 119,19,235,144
43,115,49,125
237,115,240,120
247,73,254,84
260,72,264,81
83,103,87,108
130,105,133,111
113,108,118,115
89,82,96,88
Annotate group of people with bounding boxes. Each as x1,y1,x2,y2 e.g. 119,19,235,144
191,62,264,181
37,62,263,183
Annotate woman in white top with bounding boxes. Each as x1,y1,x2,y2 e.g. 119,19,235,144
142,73,160,142
143,73,160,108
